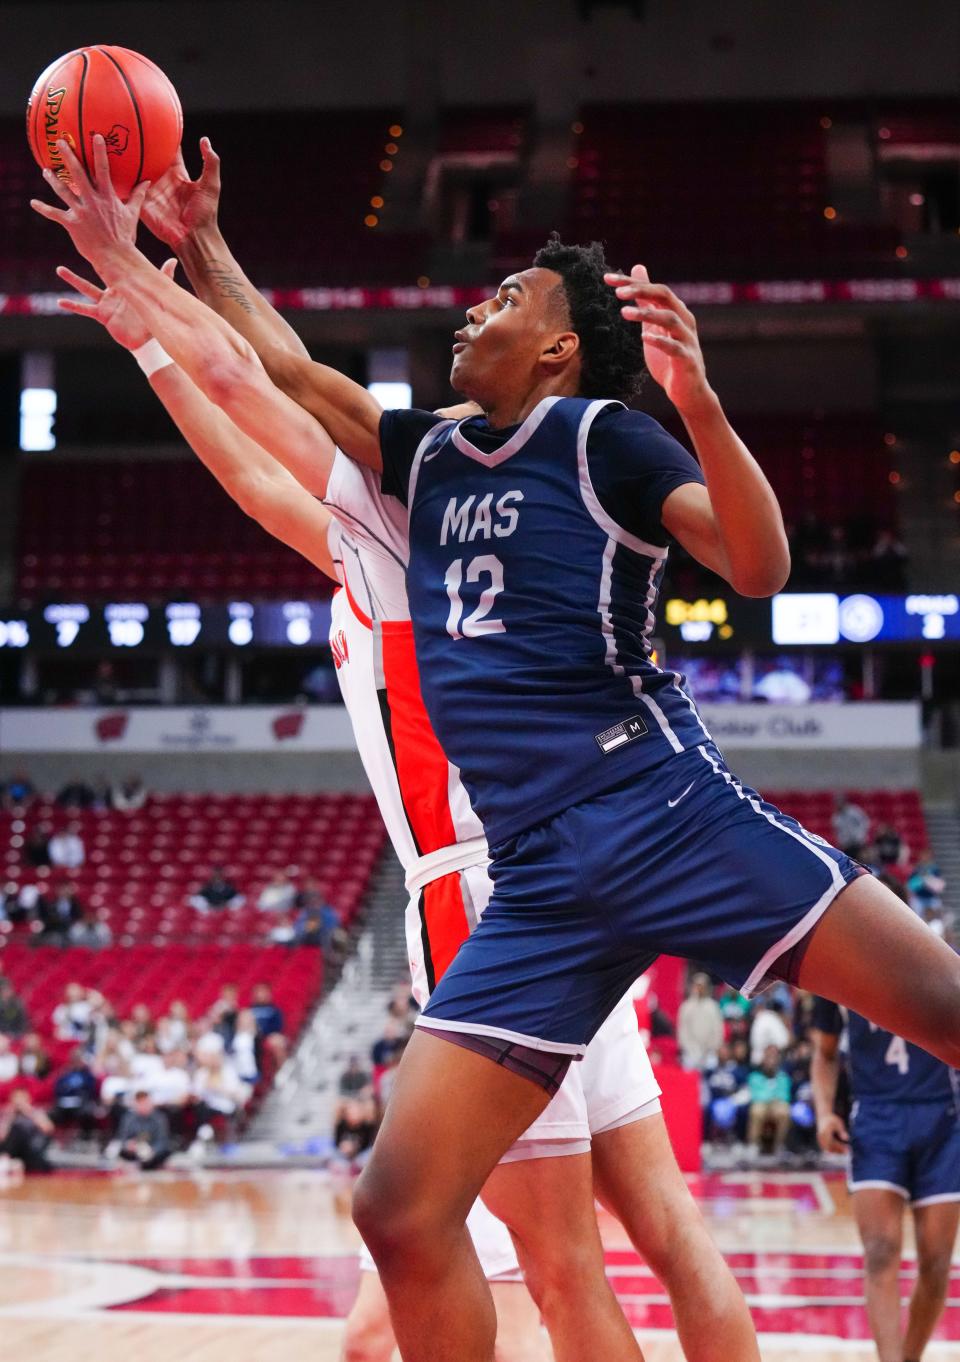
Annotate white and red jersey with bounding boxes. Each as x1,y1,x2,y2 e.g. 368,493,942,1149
324,452,486,994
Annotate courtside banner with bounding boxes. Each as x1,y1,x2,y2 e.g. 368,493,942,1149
698,701,921,749
0,702,920,753
0,705,358,753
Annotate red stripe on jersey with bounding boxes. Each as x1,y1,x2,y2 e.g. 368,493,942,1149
421,870,472,988
344,578,458,855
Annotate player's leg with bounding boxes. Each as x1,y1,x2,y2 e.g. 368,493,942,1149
903,1200,960,1362
798,873,960,1068
351,1028,555,1362
489,1279,553,1362
483,1152,643,1362
853,1187,907,1362
592,1110,760,1362
340,1269,397,1362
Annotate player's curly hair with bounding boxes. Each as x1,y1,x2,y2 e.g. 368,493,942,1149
532,234,646,404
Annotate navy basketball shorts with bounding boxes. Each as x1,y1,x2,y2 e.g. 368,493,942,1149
419,741,861,1055
849,1098,960,1205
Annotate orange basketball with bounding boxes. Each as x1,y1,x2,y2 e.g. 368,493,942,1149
26,45,182,201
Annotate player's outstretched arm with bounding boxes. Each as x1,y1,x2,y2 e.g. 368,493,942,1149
55,262,337,579
606,265,791,598
810,1027,850,1155
31,135,347,495
141,138,385,473
142,139,311,361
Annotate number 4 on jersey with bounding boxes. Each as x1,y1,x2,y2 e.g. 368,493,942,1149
884,1033,910,1075
445,555,506,640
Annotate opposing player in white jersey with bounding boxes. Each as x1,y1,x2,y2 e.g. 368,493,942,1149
43,136,761,1361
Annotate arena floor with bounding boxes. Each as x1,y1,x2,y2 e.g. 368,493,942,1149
0,1168,957,1360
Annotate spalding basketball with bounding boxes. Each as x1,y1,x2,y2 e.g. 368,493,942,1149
26,46,182,200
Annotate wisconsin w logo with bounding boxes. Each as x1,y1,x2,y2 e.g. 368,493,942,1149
93,124,130,155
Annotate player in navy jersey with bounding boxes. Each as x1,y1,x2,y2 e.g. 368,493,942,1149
812,994,960,1362
36,140,960,1362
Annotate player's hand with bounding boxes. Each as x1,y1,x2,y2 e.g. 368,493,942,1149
141,138,222,249
30,134,149,270
604,265,714,417
816,1113,850,1154
55,257,179,351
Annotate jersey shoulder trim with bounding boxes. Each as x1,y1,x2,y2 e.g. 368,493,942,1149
576,400,669,560
408,418,456,512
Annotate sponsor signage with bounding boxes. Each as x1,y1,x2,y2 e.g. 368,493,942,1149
0,702,920,754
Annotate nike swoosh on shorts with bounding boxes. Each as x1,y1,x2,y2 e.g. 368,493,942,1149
667,781,696,808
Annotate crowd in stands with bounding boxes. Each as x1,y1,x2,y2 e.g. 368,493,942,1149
332,983,419,1167
1,772,350,953
0,973,289,1173
671,796,953,1162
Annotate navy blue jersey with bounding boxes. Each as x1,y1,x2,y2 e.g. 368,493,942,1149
812,996,959,1105
380,395,710,845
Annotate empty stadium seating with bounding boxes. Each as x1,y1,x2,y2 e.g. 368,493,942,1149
1,791,386,943
17,460,333,601
15,414,896,602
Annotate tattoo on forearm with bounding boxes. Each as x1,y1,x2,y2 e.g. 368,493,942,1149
202,258,255,314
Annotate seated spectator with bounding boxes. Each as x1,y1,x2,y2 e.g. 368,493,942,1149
106,1091,172,1171
334,1097,378,1165
249,983,284,1038
257,871,297,914
677,973,724,1070
230,1010,260,1085
0,1089,53,1172
68,912,113,949
832,795,870,859
13,881,44,923
209,984,240,1045
268,914,297,945
110,775,148,812
51,1049,99,1133
24,825,52,868
750,998,791,1066
386,982,419,1029
161,1000,190,1051
907,851,946,915
18,1033,51,1080
192,1037,252,1122
190,866,244,914
294,905,326,947
747,1046,793,1154
0,1035,19,1084
874,823,907,869
371,1019,406,1070
55,777,97,809
150,1048,192,1110
339,1055,373,1099
52,983,98,1043
703,1041,750,1143
295,875,326,913
0,980,29,1037
37,881,84,944
48,824,86,871
1,771,35,810
131,1035,165,1089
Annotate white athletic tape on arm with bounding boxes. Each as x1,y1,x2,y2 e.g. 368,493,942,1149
132,339,174,378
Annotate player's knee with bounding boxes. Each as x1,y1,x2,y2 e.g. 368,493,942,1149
917,1245,953,1293
862,1234,900,1278
352,1165,439,1266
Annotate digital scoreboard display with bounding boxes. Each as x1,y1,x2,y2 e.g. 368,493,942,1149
0,599,334,652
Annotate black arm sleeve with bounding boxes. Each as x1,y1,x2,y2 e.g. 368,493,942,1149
587,408,706,547
810,997,843,1035
379,409,445,505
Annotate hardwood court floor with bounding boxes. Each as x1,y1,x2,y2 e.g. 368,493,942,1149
0,1168,957,1360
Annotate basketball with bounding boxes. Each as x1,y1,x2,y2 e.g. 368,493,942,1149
26,45,182,200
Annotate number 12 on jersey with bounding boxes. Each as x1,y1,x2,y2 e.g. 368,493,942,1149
445,555,506,640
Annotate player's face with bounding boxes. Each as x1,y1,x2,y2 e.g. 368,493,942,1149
450,267,570,405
